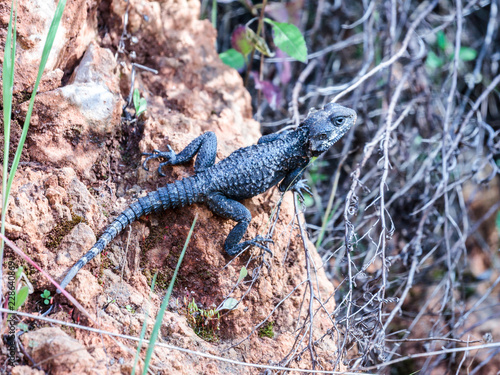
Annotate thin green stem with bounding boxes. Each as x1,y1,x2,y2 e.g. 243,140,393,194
1,0,17,256
5,0,67,198
131,272,158,375
142,215,198,374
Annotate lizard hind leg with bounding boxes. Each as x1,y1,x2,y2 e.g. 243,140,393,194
207,193,273,256
142,132,218,175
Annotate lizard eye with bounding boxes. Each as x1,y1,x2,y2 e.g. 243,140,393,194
331,116,346,127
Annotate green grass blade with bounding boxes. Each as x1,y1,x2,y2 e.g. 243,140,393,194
131,271,158,375
142,215,198,374
5,0,67,204
2,0,17,250
211,0,217,28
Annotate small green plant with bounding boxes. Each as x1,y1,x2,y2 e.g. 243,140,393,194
184,297,221,342
258,321,275,338
40,289,51,305
216,2,307,110
426,30,477,69
220,19,307,69
307,159,329,185
12,267,31,312
238,266,247,283
142,215,197,375
133,88,147,117
302,159,328,208
125,304,135,314
17,322,29,332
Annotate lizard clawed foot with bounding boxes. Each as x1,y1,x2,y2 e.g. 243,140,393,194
252,235,274,256
142,145,177,176
244,235,274,256
225,235,274,257
293,179,313,203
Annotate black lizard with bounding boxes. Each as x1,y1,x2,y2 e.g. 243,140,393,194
58,102,356,291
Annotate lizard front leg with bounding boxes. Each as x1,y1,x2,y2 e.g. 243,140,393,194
143,131,217,175
207,193,272,256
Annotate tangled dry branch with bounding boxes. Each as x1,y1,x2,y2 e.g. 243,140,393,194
216,0,500,372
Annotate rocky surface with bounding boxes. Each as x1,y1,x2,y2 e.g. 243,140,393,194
20,327,103,374
1,0,343,373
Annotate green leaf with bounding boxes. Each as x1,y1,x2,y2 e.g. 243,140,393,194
425,50,443,69
303,194,314,208
413,135,423,147
131,270,158,375
436,31,447,51
264,19,307,63
137,99,147,116
496,211,500,232
133,88,147,116
219,297,239,311
15,266,24,280
138,98,147,115
459,47,477,61
14,286,29,311
41,289,50,298
139,98,148,114
133,88,140,111
238,266,248,283
219,49,245,70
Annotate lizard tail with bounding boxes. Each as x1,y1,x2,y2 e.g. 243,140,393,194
57,178,201,292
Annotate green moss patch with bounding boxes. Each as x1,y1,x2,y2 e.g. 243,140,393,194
45,215,85,250
258,321,275,338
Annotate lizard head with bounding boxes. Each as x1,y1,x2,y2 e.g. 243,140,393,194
302,102,357,157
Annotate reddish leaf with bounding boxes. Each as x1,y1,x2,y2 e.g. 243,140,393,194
251,72,281,110
231,25,252,57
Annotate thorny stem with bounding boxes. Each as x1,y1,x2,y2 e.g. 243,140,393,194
294,191,318,368
438,0,462,358
371,64,412,360
333,0,500,370
332,0,439,102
